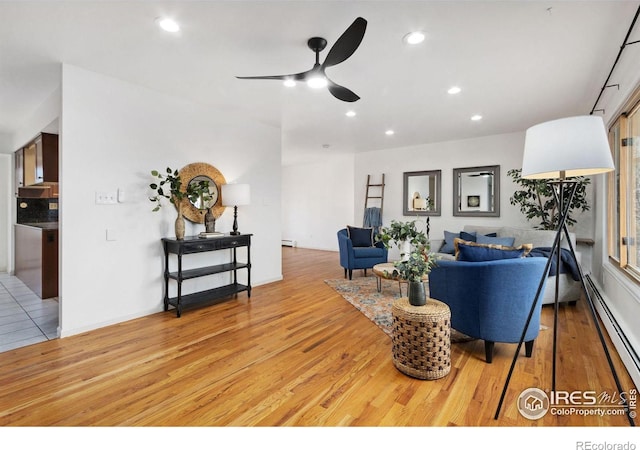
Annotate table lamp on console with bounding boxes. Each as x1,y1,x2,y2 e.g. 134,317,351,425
222,183,250,236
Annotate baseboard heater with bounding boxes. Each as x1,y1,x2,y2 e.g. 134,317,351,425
585,274,640,380
282,239,297,247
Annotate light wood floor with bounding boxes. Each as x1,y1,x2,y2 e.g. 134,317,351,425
0,247,636,426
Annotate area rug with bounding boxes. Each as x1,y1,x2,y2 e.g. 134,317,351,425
324,276,476,343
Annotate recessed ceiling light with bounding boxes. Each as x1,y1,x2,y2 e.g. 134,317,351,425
471,115,483,121
448,86,462,95
346,110,356,117
385,130,395,136
283,79,296,87
156,17,180,33
403,31,425,45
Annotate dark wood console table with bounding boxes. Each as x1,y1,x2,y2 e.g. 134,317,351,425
161,234,252,317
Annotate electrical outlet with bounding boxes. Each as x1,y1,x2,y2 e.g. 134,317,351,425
95,191,117,205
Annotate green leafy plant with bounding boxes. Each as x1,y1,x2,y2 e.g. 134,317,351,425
149,167,213,212
391,247,437,282
149,168,184,212
375,220,429,250
507,168,590,230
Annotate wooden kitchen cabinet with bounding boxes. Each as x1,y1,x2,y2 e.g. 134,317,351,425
34,133,58,183
14,133,58,195
15,224,59,299
14,147,23,196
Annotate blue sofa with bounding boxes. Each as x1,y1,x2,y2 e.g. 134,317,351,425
337,228,388,280
429,257,548,363
431,225,581,305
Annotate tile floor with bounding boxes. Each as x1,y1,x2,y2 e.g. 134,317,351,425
0,273,59,353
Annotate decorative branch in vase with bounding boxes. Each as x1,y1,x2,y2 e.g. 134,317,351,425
149,167,189,240
150,167,215,240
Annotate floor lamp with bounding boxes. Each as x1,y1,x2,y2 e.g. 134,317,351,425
493,115,635,426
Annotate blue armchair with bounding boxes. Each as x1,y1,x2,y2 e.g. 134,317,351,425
337,228,388,280
428,257,548,363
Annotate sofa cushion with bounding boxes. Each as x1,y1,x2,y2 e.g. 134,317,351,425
476,234,515,247
347,226,374,247
498,226,572,249
440,230,477,254
464,225,576,250
454,238,533,262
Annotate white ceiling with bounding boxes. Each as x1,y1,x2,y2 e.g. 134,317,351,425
1,1,639,165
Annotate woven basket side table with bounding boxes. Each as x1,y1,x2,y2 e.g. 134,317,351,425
391,297,451,380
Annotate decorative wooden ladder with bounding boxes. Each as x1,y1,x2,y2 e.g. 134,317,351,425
364,174,385,227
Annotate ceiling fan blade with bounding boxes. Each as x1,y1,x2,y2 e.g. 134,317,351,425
236,69,312,81
322,17,367,69
236,75,288,80
327,80,360,102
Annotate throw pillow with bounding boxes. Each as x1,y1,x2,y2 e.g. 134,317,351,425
347,226,374,247
454,238,533,262
476,234,516,247
440,230,477,254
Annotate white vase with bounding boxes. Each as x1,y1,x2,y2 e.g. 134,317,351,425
400,240,412,261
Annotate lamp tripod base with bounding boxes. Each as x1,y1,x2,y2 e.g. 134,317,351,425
494,180,635,426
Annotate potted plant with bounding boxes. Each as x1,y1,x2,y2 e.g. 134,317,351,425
376,219,429,259
391,246,437,306
150,168,215,239
507,168,590,230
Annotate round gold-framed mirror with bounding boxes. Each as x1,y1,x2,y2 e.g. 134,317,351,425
177,162,226,223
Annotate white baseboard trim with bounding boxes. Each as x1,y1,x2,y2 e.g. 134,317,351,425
586,275,640,390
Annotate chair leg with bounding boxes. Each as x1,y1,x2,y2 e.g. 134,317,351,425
348,269,353,280
525,340,534,358
344,268,347,279
364,268,367,277
485,341,495,363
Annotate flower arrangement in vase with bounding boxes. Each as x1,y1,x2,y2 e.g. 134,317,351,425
375,219,428,260
391,245,437,306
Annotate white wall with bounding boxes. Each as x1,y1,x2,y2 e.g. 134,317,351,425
0,154,9,272
11,87,62,152
281,131,597,260
354,132,587,259
281,153,355,251
59,64,282,336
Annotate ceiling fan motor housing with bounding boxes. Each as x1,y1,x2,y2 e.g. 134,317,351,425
307,37,328,52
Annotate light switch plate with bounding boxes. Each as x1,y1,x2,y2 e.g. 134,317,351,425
96,191,117,205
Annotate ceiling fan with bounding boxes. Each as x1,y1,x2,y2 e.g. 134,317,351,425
236,17,367,102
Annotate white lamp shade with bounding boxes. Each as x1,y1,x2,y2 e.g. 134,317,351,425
521,115,614,179
222,183,250,206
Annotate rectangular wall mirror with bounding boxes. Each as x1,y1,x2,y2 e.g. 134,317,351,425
453,165,500,217
403,170,441,216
